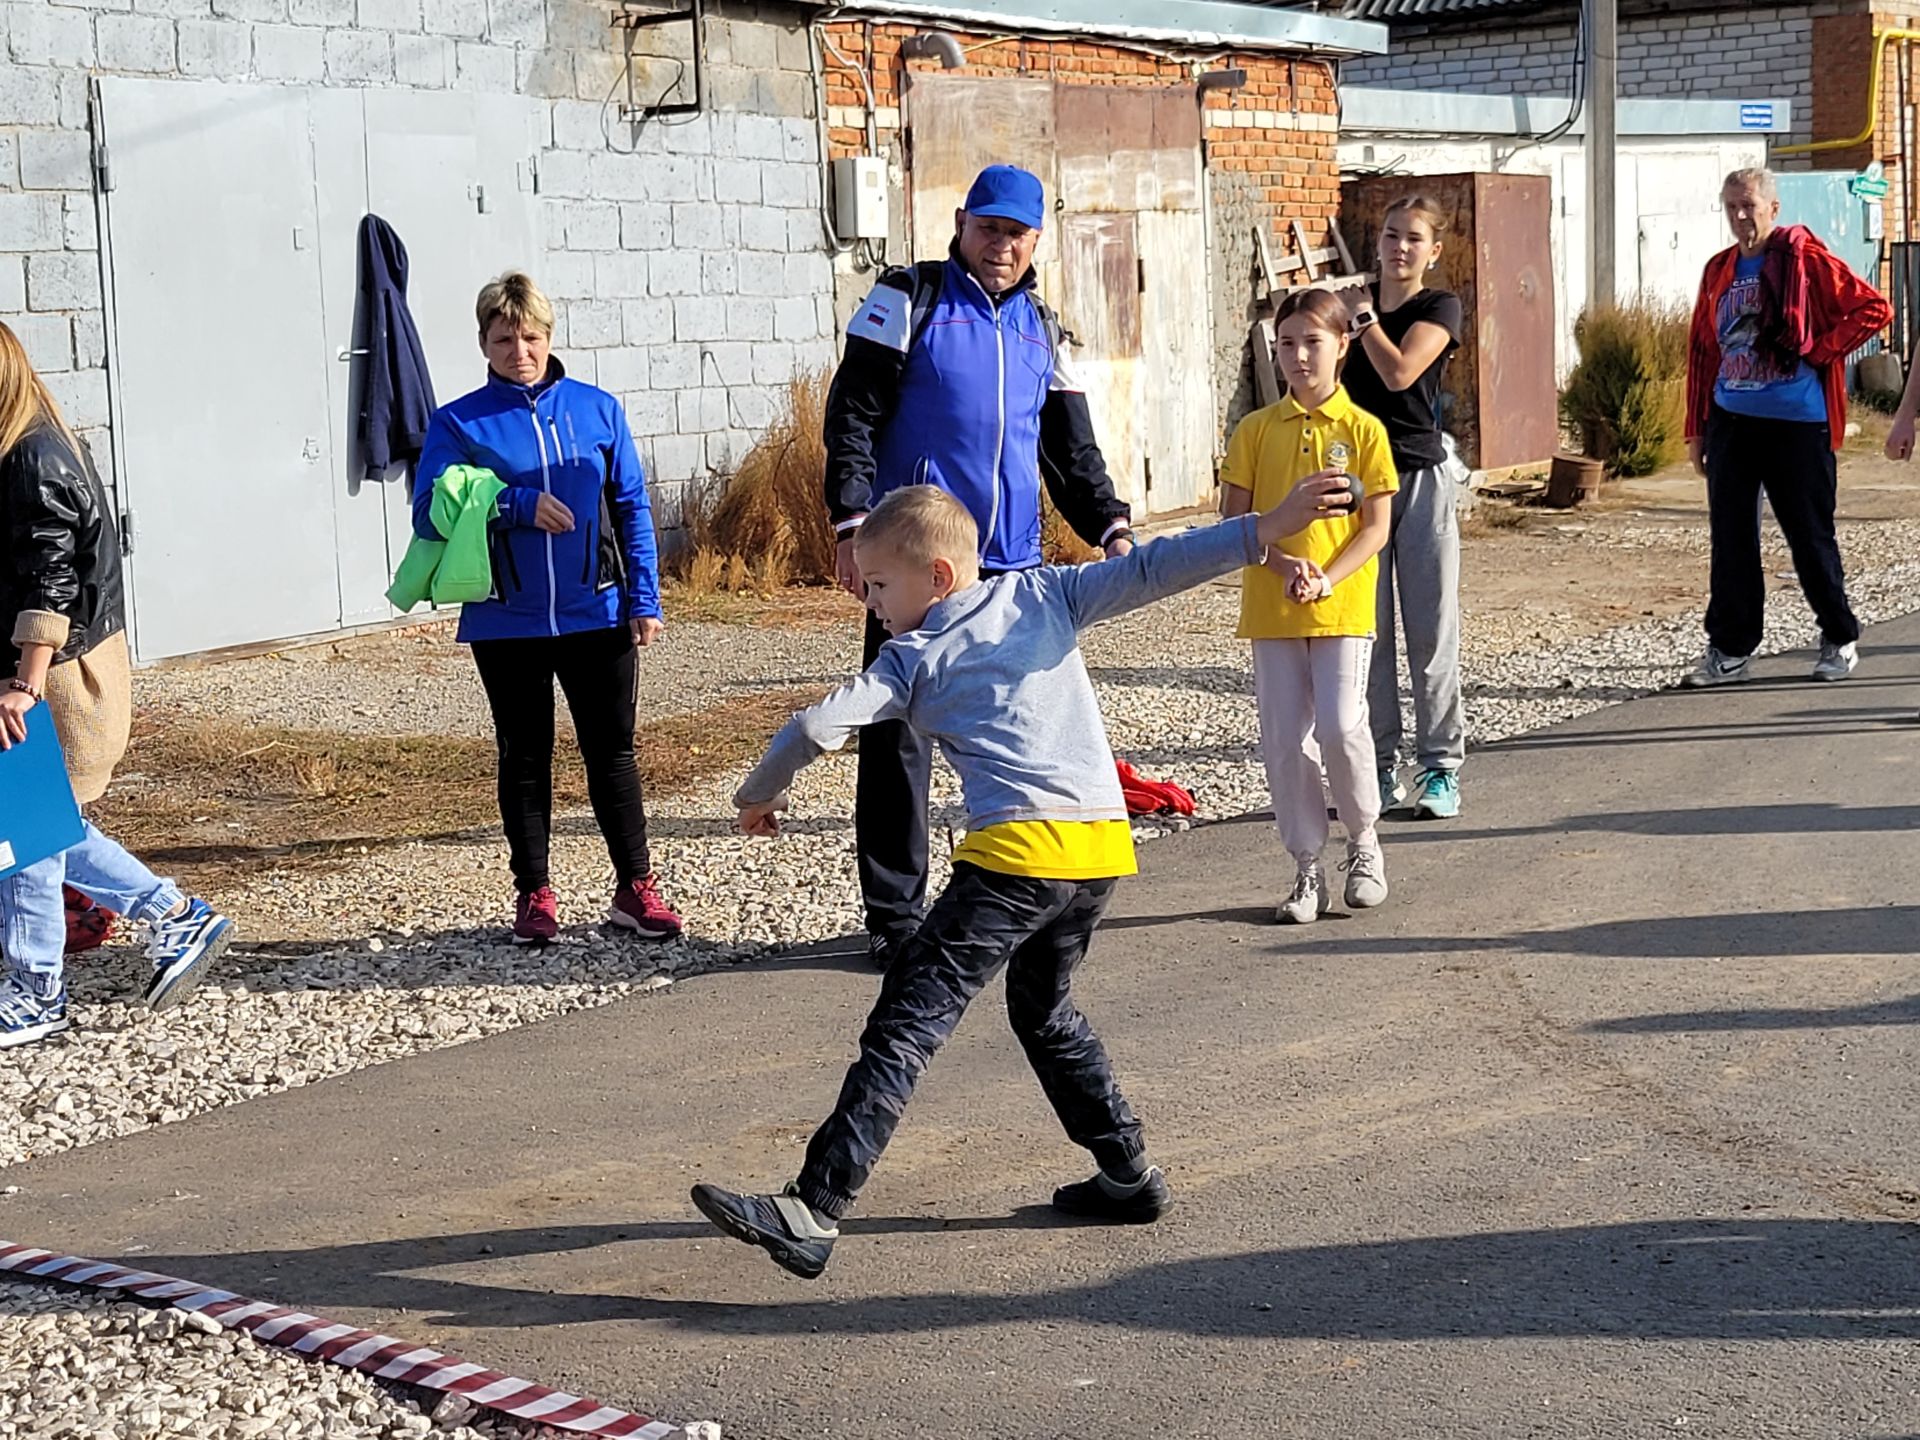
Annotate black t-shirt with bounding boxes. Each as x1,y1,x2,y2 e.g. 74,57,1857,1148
1341,285,1462,472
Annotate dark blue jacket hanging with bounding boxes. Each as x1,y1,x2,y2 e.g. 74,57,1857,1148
356,214,435,480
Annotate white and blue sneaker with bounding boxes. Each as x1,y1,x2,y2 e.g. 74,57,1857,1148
1413,769,1461,820
0,971,70,1049
142,899,234,1012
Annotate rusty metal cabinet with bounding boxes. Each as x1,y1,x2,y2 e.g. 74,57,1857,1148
1342,172,1558,473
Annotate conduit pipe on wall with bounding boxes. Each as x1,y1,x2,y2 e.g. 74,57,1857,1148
1774,28,1920,156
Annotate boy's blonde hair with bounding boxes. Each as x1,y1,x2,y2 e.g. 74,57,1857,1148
856,485,980,571
476,270,555,340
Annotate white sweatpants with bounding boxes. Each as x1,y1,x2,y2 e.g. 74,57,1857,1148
1252,636,1380,867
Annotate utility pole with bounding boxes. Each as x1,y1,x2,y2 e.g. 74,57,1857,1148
1586,0,1618,309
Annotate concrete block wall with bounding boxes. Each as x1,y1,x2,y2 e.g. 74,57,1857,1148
1343,4,1840,161
0,0,837,530
818,23,1342,437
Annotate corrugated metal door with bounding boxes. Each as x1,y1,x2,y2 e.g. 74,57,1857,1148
99,78,343,660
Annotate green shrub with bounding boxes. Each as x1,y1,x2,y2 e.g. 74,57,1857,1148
1560,300,1690,477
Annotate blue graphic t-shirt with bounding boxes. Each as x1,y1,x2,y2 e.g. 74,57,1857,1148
1715,254,1826,423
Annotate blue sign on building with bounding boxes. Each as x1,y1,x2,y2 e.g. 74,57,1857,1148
1740,103,1775,130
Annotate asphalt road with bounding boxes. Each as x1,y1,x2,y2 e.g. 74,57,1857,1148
7,624,1920,1439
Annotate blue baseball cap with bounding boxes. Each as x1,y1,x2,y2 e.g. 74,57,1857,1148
964,165,1046,230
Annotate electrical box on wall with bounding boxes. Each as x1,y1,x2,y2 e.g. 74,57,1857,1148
832,156,889,240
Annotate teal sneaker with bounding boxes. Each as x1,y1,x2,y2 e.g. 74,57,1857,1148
1379,767,1407,815
1413,769,1460,820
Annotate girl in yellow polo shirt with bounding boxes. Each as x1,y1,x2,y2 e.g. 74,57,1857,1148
1222,289,1397,924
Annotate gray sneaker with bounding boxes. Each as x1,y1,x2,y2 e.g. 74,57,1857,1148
1278,863,1329,925
1812,640,1858,682
1681,647,1751,688
1379,767,1406,815
1342,842,1389,909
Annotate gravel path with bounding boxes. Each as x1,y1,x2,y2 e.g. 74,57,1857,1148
135,617,857,739
0,1277,707,1439
3,513,1917,1439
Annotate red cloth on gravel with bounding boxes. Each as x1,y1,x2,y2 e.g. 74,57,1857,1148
1116,758,1195,818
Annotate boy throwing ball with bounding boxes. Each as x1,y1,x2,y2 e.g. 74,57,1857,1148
693,477,1348,1278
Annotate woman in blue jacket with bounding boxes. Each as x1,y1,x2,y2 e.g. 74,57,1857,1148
414,272,680,945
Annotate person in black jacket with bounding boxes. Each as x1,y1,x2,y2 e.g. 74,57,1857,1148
0,322,234,1048
822,164,1135,971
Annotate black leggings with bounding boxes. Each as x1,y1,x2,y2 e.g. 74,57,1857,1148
471,626,651,894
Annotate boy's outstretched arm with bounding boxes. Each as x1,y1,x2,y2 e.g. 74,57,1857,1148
1059,473,1352,630
733,656,913,833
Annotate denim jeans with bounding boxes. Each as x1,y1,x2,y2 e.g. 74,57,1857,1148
0,821,182,979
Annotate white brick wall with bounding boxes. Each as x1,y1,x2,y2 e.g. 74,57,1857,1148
0,0,839,556
1344,4,1824,157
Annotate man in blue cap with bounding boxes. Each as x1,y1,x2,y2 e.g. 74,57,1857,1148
824,163,1135,972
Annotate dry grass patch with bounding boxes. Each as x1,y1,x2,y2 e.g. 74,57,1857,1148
95,686,826,887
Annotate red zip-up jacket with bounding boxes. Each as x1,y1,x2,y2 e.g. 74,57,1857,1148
1686,224,1891,451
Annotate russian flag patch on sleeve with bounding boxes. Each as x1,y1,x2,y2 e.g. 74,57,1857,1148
849,284,911,353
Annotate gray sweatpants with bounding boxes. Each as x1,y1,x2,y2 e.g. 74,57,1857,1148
1369,462,1466,774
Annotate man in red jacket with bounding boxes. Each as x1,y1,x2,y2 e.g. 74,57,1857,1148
1682,167,1891,688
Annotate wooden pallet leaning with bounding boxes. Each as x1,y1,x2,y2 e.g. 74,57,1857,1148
1250,219,1374,407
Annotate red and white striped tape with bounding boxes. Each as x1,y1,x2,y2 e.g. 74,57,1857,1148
0,1241,697,1439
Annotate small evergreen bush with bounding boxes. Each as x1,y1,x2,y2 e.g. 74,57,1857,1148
1560,301,1690,477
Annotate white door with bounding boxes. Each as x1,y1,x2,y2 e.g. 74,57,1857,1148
99,78,342,660
313,89,542,625
1060,212,1145,510
1138,209,1213,513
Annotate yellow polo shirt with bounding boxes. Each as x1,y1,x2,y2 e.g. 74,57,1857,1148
1222,386,1399,641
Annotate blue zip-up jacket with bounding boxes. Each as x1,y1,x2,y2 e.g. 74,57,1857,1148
823,255,1131,572
412,360,660,643
735,517,1263,824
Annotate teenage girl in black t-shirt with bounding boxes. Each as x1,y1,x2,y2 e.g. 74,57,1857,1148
1341,195,1467,821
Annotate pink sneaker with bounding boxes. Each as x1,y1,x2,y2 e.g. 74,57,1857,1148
608,874,682,941
513,886,560,945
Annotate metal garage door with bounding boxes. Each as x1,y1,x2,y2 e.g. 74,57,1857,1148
905,75,1213,517
97,77,541,661
97,79,344,661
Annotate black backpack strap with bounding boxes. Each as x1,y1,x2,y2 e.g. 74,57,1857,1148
904,260,946,354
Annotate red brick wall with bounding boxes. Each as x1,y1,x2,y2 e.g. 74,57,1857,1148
821,23,1338,235
820,21,1342,431
1808,11,1920,245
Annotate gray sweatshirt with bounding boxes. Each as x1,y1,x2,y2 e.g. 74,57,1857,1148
734,515,1262,828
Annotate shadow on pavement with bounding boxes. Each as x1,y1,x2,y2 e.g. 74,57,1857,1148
1382,803,1920,844
112,1217,1920,1341
1098,904,1920,962
1491,714,1913,753
1585,992,1920,1033
1261,906,1920,960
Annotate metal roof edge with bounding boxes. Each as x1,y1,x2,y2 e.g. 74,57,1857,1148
1339,87,1795,136
820,0,1390,56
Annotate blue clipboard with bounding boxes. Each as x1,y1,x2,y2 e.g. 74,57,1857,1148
0,714,84,880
